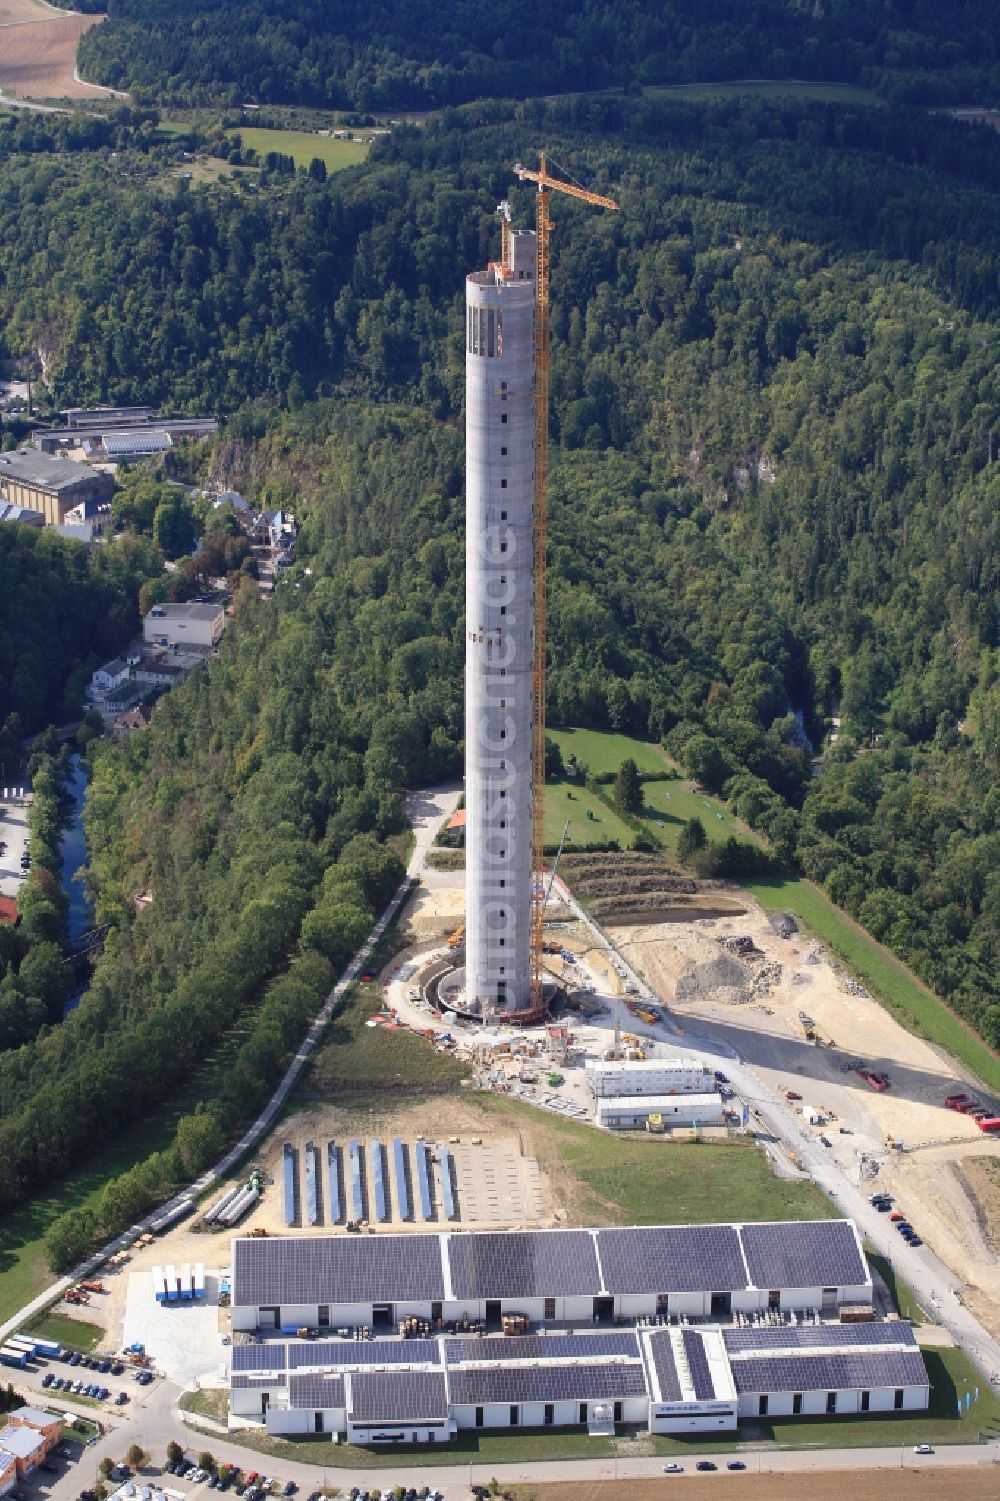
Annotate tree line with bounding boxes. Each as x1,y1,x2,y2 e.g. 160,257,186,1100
74,0,1000,111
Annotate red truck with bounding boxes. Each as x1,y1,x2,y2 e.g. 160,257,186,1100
976,1117,1000,1133
945,1093,970,1109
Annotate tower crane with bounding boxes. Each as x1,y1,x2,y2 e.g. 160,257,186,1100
510,154,619,1009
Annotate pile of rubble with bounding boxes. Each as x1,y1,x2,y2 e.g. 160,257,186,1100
837,973,871,998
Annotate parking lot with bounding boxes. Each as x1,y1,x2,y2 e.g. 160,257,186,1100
0,790,31,898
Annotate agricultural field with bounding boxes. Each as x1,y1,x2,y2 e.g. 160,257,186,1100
0,0,108,101
228,126,369,171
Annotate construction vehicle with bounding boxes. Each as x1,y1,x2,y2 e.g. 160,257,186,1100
509,155,618,1010
448,923,465,951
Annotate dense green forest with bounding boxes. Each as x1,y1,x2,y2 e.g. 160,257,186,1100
0,526,160,736
1,86,998,1224
74,0,1000,110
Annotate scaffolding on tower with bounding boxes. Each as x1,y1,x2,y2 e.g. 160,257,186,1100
512,154,619,1010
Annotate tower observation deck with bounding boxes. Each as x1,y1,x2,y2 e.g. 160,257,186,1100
464,227,537,1017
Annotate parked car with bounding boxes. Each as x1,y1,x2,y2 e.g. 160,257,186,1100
283,1484,296,1496
662,1462,684,1473
914,1444,934,1454
727,1461,746,1471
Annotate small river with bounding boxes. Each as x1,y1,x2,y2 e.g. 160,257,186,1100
59,751,94,943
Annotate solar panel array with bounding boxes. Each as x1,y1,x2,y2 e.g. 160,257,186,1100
392,1138,410,1221
740,1221,867,1291
349,1370,449,1423
305,1143,319,1227
287,1338,443,1370
231,1373,286,1389
730,1351,929,1395
348,1139,364,1221
446,1332,640,1365
371,1141,388,1223
724,1322,916,1355
288,1373,345,1409
681,1329,716,1400
414,1139,433,1220
232,1234,446,1307
439,1149,457,1220
232,1342,288,1373
283,1144,297,1227
447,1363,648,1406
327,1143,342,1224
647,1332,682,1403
598,1225,747,1294
448,1230,602,1300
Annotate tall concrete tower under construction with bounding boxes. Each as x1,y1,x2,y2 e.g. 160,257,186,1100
464,223,537,1016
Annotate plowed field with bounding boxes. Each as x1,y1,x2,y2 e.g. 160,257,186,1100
0,0,105,100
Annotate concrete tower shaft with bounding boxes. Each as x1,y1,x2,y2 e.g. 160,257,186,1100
464,229,537,1014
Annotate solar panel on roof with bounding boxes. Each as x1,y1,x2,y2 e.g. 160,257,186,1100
597,1225,747,1294
232,1234,446,1307
371,1141,388,1223
730,1350,928,1395
447,1363,648,1406
445,1332,639,1364
447,1230,601,1300
287,1338,442,1369
305,1142,320,1227
348,1370,448,1423
439,1148,457,1220
231,1373,287,1389
647,1332,682,1403
681,1329,716,1399
415,1139,433,1220
288,1373,345,1409
392,1138,410,1221
347,1139,364,1221
740,1220,867,1290
723,1323,915,1356
232,1343,288,1373
327,1142,342,1223
283,1144,298,1227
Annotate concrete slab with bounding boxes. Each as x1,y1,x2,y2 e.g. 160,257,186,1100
122,1268,226,1386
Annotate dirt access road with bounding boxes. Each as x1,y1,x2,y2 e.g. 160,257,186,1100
0,0,109,101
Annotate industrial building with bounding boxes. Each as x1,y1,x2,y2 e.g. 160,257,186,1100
227,1224,927,1442
231,1220,873,1334
143,601,226,649
0,451,114,526
586,1058,717,1097
34,411,218,455
595,1093,725,1131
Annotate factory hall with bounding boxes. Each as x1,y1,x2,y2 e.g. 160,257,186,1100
226,1221,929,1444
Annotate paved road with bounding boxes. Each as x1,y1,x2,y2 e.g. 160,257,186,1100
548,877,1000,1393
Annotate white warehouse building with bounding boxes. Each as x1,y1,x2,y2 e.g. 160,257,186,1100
231,1220,873,1337
596,1093,725,1131
586,1057,717,1097
229,1316,928,1444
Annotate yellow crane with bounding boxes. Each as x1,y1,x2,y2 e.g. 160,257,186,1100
510,153,618,1008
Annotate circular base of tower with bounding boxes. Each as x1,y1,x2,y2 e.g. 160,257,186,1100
428,961,559,1026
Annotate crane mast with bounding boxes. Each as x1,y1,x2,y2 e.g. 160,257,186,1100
511,154,619,1009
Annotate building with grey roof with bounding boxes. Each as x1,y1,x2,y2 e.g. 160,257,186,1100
143,601,226,650
0,451,114,525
